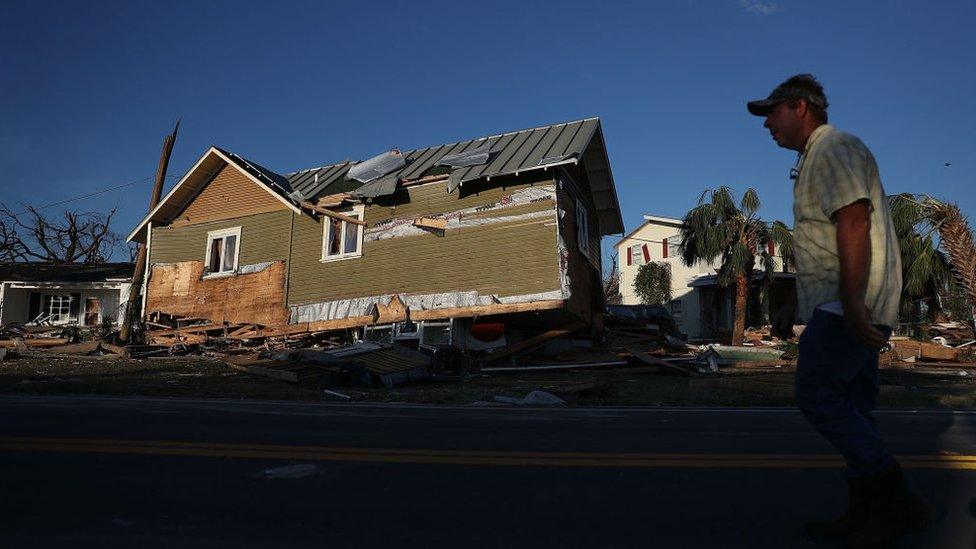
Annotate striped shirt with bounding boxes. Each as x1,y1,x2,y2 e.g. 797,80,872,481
792,124,902,328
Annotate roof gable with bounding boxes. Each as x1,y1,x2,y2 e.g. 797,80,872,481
127,147,303,243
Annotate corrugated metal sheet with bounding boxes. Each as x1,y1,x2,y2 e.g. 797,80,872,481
220,118,622,234
288,118,597,197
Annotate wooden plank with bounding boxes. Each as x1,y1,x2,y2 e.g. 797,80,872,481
0,338,69,348
316,192,354,208
413,217,447,230
482,321,586,364
301,201,367,226
46,341,100,355
373,295,408,324
148,324,220,337
228,324,259,338
410,300,565,322
231,316,373,339
625,346,693,376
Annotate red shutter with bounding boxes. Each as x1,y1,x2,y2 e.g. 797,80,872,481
662,238,668,259
642,244,650,263
626,246,633,266
767,240,775,255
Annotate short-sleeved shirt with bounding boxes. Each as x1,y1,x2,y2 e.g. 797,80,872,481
792,124,902,328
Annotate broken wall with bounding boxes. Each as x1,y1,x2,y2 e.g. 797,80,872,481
286,175,563,316
146,260,289,326
557,170,604,330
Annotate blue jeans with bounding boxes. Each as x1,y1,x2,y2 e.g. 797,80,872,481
795,309,893,478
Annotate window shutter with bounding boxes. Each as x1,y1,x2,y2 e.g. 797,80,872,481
662,238,668,259
767,240,775,255
626,246,632,266
642,244,650,263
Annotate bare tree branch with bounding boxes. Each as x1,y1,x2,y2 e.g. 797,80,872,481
0,204,121,264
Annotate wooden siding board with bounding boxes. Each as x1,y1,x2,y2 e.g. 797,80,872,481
149,210,292,266
170,164,288,227
287,180,561,306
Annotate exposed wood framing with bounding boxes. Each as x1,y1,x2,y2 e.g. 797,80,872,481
316,192,354,208
413,217,447,230
373,295,408,324
300,201,366,226
401,173,450,187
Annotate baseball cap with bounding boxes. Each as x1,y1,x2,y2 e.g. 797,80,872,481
747,74,828,116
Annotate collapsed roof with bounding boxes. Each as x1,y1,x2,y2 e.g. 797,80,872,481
128,118,623,243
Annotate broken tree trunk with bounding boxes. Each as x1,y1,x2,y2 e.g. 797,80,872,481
120,121,180,343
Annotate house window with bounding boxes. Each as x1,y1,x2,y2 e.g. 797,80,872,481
576,198,590,257
666,235,681,259
670,299,683,315
205,227,241,275
629,243,650,266
43,294,72,323
322,206,364,262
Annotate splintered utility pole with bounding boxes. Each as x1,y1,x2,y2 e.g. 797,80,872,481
119,121,179,343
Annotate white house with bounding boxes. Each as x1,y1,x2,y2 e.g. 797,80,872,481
0,263,133,327
614,215,791,340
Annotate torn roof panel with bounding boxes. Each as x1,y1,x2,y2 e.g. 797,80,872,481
436,141,493,168
347,149,406,183
288,161,352,199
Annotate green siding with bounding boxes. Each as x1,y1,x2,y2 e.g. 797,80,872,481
149,210,292,266
287,180,561,306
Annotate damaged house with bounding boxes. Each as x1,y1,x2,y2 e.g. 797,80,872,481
126,118,622,348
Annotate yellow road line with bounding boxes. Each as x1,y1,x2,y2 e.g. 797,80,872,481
1,437,974,469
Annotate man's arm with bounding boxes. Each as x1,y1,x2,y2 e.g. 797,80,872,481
835,200,887,348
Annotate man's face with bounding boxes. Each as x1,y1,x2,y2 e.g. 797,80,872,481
763,101,805,151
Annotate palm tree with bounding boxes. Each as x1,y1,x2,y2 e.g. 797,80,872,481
889,193,952,321
679,187,792,346
921,197,976,333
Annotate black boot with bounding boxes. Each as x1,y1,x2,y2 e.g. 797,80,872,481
805,477,869,539
847,462,935,549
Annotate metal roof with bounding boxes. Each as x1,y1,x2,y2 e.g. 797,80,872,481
129,118,624,242
216,147,296,200
284,117,623,234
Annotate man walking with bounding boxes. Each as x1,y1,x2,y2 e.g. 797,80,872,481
747,74,933,547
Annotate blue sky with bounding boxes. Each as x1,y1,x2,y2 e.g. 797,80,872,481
1,0,974,267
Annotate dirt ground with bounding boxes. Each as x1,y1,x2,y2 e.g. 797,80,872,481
1,352,974,408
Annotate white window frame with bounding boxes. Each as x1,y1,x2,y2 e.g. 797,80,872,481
575,198,590,257
630,243,647,266
321,205,365,262
42,293,73,324
204,226,242,277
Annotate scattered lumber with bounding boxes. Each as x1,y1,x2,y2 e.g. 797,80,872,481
890,339,961,362
481,321,587,365
0,338,69,349
624,346,694,376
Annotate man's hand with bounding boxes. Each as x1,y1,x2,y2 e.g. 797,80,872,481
835,200,888,349
843,302,888,348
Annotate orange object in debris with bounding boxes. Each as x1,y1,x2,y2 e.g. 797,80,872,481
470,322,505,342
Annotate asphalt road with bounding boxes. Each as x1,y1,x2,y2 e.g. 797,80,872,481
1,395,974,548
